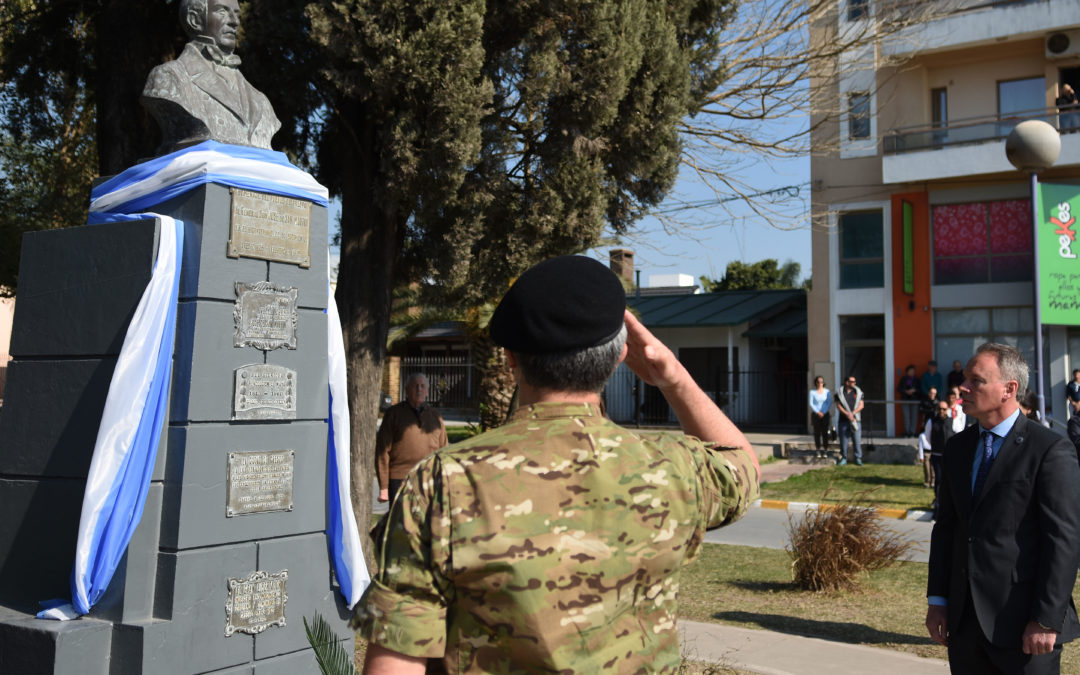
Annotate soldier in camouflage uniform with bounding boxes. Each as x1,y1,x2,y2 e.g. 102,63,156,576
353,255,761,674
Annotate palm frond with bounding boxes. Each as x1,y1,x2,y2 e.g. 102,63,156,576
303,613,357,675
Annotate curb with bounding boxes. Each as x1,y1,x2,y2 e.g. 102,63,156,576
754,499,928,521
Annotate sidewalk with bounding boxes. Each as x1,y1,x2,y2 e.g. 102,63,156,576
679,620,949,674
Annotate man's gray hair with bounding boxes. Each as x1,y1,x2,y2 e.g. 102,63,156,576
406,373,428,386
179,0,208,36
515,324,627,394
975,342,1029,393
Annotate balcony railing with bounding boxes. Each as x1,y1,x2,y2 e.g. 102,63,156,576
883,105,1080,155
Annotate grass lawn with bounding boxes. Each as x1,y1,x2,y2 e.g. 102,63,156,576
760,462,934,511
680,542,1080,672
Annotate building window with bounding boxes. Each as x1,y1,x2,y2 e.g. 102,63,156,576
931,87,947,127
839,314,885,431
935,307,1034,377
847,0,870,21
931,199,1032,285
848,92,871,139
998,77,1045,117
838,210,884,288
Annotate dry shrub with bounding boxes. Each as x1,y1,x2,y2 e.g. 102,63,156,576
786,488,915,592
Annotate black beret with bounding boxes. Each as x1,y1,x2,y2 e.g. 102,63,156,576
490,255,626,354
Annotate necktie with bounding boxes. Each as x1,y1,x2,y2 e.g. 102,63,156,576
973,431,995,498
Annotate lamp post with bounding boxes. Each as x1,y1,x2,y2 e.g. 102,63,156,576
1005,120,1061,423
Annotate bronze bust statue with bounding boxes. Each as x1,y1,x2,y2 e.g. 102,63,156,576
142,0,280,153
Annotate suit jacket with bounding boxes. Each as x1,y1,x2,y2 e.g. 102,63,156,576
927,414,1080,648
1068,414,1080,460
142,41,280,153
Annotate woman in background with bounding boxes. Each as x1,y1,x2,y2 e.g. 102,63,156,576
809,376,832,458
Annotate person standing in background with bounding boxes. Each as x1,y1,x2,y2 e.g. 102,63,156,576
809,376,832,457
1066,369,1080,417
835,375,864,466
921,360,944,398
924,399,953,496
946,387,966,432
898,364,920,438
375,373,448,504
920,386,940,432
1057,83,1079,132
947,360,965,391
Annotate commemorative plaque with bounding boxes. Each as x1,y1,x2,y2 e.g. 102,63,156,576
233,281,298,350
226,450,294,517
227,188,312,268
233,364,296,420
224,570,288,636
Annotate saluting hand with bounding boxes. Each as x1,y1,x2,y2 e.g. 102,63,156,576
622,310,685,391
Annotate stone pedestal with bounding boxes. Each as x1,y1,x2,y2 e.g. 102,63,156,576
0,184,353,674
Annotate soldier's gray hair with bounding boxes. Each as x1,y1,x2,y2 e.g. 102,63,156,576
179,0,209,37
515,324,627,394
975,342,1028,394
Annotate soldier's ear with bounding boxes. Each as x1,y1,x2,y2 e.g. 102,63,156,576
617,343,628,365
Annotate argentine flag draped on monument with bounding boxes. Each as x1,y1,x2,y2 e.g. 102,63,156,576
37,141,367,620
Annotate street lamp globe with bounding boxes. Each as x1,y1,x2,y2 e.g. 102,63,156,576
1006,120,1061,173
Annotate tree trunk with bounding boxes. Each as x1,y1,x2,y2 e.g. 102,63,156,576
94,0,178,174
473,333,514,430
333,103,399,568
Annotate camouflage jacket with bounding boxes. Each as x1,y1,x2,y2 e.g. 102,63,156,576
352,401,760,673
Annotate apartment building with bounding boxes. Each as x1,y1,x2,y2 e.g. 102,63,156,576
809,0,1080,434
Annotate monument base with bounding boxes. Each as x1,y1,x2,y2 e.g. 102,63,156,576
0,184,352,674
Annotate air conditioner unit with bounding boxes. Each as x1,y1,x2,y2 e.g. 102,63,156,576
1046,30,1080,60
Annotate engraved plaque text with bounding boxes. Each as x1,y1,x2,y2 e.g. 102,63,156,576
234,281,298,350
224,570,288,636
227,450,295,517
233,364,297,420
227,188,312,267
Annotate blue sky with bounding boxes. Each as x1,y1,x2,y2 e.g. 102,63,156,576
587,153,812,288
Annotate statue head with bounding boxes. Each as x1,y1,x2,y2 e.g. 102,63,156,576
180,0,240,53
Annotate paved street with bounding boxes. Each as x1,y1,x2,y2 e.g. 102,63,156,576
705,502,933,563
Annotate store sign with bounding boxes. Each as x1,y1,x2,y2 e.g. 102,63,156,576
1038,184,1080,325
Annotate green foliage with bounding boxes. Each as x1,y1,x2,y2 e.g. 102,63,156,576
306,0,735,304
702,258,803,292
447,426,481,444
303,613,357,675
0,0,181,294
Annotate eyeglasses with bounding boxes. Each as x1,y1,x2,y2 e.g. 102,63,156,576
938,406,949,412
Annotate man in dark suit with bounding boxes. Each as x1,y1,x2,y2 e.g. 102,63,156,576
926,343,1080,673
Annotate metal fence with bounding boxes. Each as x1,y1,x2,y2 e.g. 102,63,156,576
400,356,478,410
604,364,807,431
399,355,809,430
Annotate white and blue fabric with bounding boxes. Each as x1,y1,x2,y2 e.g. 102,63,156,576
89,140,328,215
38,141,364,620
326,271,369,608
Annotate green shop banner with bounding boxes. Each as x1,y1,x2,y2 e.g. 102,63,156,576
1039,183,1080,325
